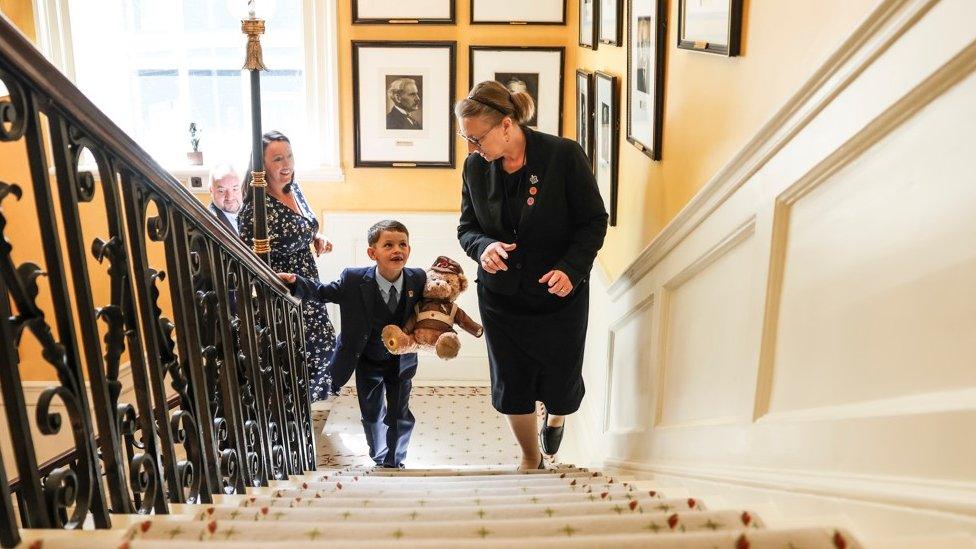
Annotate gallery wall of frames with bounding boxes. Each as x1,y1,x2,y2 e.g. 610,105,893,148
330,0,574,215
349,0,569,168
576,0,743,226
348,0,744,230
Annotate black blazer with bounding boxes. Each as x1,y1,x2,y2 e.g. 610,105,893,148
290,266,427,376
209,202,238,234
457,127,608,296
387,107,419,130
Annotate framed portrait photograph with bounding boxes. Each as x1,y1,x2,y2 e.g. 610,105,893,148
578,0,598,49
677,0,743,56
594,71,619,226
575,70,594,166
469,46,565,136
352,0,456,24
470,0,566,24
352,41,457,168
627,0,666,159
598,0,622,45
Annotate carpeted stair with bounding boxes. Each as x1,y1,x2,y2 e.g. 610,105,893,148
19,464,860,548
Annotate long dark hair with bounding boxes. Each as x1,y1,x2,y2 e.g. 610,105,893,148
242,130,293,207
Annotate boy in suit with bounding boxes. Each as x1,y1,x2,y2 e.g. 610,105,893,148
278,220,425,468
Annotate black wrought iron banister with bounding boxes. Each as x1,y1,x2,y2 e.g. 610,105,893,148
0,13,316,548
0,15,284,287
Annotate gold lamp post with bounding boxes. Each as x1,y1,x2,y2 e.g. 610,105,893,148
239,0,270,262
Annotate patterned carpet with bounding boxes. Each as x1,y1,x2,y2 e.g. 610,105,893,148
311,386,525,469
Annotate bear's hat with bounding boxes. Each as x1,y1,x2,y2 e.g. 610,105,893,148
431,256,464,275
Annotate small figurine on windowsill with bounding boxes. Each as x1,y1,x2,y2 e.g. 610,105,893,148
187,122,203,165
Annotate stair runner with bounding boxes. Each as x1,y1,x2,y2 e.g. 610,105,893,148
19,464,861,548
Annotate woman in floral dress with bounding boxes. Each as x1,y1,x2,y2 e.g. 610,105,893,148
239,131,336,402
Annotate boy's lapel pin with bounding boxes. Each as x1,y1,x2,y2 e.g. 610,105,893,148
408,290,415,298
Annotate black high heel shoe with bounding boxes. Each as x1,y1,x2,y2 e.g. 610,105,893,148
539,412,564,455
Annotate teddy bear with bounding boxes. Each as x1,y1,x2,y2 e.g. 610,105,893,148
382,256,483,360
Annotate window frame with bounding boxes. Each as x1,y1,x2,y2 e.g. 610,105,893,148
32,0,343,183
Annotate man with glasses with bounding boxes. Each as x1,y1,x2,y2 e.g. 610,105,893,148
455,80,608,471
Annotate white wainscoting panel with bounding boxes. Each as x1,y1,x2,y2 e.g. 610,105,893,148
320,211,490,384
603,294,655,434
561,0,976,541
767,73,976,415
657,220,760,429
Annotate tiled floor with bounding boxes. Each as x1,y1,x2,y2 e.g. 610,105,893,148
312,386,525,469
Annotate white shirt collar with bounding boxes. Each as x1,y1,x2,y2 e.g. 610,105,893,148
375,270,404,300
223,211,239,233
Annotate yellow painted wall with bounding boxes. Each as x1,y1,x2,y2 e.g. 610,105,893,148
1,1,173,380
1,0,880,380
0,0,34,41
299,1,577,214
0,1,53,381
577,0,879,277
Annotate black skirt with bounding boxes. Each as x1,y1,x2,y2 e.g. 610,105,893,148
477,281,590,415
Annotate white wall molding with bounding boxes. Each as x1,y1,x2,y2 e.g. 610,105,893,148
1,363,137,477
10,363,134,404
602,292,655,434
608,0,942,298
605,458,976,519
564,0,976,540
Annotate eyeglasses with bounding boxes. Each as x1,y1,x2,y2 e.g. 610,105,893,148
457,121,501,148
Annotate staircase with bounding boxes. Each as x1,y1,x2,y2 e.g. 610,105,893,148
18,465,861,548
13,388,862,548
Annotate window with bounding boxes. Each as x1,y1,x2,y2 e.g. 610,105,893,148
33,0,341,180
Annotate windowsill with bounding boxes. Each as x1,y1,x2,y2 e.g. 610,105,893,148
62,163,345,194
169,164,345,182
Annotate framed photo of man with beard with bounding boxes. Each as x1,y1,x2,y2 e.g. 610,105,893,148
352,41,457,168
626,0,666,160
469,46,565,136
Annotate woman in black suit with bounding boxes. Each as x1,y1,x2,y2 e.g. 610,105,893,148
455,81,608,470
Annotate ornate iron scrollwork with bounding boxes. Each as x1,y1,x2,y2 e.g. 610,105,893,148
1,21,318,542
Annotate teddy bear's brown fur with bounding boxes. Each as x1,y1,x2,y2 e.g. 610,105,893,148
382,256,483,360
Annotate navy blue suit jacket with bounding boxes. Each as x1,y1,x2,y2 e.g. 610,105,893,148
290,266,427,380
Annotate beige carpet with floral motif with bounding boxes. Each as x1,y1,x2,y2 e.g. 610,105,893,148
311,386,524,469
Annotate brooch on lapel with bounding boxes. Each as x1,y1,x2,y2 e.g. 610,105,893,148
528,174,539,206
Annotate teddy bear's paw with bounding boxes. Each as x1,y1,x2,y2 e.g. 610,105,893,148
382,325,406,354
435,333,461,360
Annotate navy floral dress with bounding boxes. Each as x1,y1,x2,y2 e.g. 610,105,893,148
239,183,336,402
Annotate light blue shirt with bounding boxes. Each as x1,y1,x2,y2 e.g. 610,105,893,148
375,270,404,304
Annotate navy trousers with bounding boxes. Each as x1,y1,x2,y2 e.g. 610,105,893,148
355,358,416,467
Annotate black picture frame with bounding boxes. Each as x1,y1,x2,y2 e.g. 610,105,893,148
575,69,594,166
469,46,565,136
677,0,742,56
352,1,456,24
626,0,666,160
578,0,599,49
352,41,457,168
598,0,623,46
594,71,619,226
469,0,567,25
